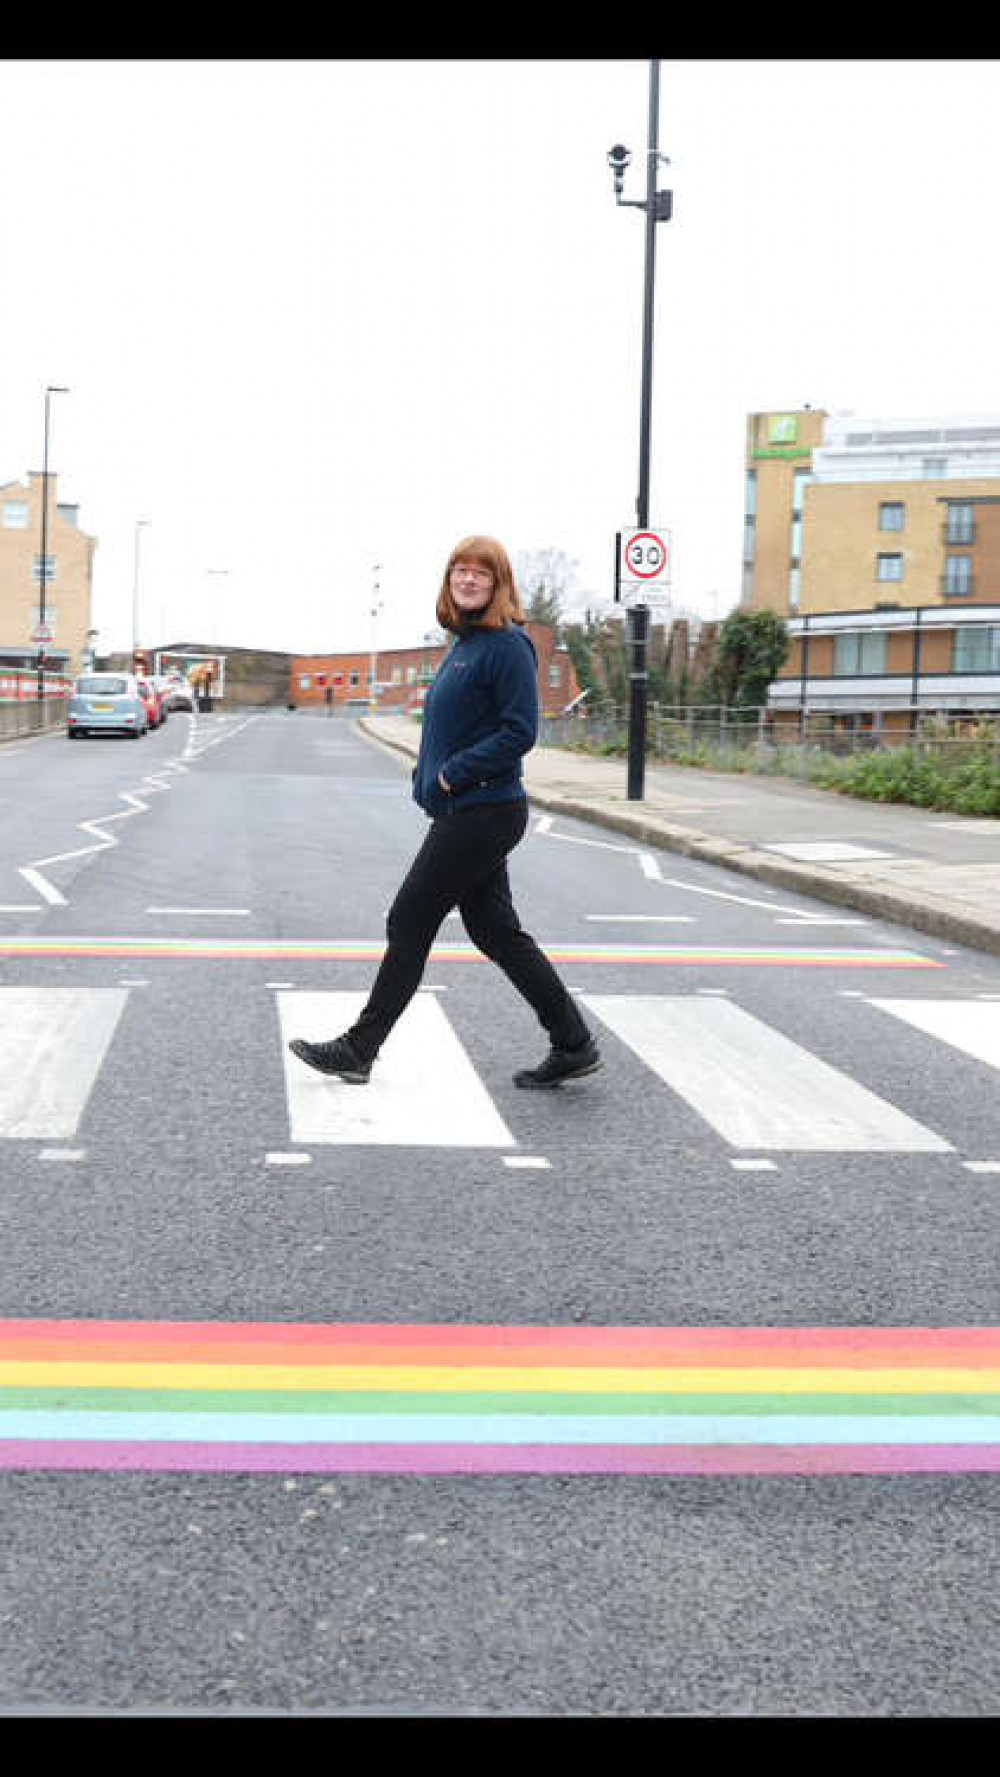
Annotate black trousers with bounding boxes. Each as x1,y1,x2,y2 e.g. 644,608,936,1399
346,799,592,1063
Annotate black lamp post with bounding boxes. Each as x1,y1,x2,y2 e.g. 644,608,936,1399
608,60,672,800
36,384,69,703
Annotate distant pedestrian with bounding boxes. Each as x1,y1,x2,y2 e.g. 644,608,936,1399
288,534,601,1089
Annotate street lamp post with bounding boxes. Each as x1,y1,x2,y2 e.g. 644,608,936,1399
370,565,383,712
132,519,149,670
608,59,673,800
36,384,69,704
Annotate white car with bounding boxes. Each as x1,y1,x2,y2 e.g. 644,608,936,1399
162,675,195,712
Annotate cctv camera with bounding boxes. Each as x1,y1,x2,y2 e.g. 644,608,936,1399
607,142,631,196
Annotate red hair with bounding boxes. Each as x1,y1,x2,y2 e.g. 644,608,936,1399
436,535,527,633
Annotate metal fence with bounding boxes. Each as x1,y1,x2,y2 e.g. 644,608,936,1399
539,700,1000,776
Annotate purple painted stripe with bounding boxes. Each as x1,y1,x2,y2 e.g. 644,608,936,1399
0,1440,999,1475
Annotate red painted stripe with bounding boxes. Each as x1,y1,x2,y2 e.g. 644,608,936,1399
0,1322,996,1367
0,1441,996,1474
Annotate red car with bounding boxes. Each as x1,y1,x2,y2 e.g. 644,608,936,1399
136,678,165,730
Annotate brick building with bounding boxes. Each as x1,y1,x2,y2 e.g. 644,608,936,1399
289,621,579,718
0,471,96,683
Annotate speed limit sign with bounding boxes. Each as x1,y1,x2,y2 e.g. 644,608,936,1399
616,527,671,602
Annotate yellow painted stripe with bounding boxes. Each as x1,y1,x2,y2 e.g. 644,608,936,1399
2,1362,999,1395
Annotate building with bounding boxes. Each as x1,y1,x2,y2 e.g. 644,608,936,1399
0,472,96,688
289,621,580,717
741,409,1000,731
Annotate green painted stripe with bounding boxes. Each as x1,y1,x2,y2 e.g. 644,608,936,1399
4,1388,999,1418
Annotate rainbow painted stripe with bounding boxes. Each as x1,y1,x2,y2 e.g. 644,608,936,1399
0,937,943,968
0,1321,996,1474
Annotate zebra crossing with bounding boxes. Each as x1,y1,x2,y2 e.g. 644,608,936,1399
1,979,999,1159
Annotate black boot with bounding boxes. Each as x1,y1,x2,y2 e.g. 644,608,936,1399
513,1039,602,1090
287,1035,372,1083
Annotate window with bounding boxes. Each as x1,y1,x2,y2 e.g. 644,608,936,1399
549,663,562,687
944,555,973,596
876,553,903,582
406,666,417,685
792,469,811,514
349,671,359,688
32,554,56,581
879,502,905,531
298,675,311,690
922,456,947,477
954,626,1000,673
3,501,28,529
788,567,801,610
833,631,887,676
946,502,975,544
391,666,402,685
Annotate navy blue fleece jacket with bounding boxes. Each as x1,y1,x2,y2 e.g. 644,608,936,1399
412,622,538,817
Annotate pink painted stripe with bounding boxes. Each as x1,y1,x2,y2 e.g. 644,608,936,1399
0,1322,997,1366
0,1441,998,1475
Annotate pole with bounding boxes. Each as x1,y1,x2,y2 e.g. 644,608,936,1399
370,565,381,712
132,522,144,668
36,386,68,705
627,58,660,801
37,392,52,704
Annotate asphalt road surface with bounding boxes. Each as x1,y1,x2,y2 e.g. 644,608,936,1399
0,706,997,1716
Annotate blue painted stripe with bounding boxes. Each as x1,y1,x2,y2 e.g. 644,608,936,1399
1,1411,999,1446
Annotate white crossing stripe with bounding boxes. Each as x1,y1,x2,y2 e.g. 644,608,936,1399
0,988,128,1139
869,999,1000,1072
278,992,516,1148
579,994,951,1153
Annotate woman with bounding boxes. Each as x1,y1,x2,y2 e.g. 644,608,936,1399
288,535,601,1089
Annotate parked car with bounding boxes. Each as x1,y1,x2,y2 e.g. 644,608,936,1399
162,675,194,712
150,676,176,719
67,673,148,739
136,678,165,729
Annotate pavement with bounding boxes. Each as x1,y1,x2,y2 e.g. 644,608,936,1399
358,712,1000,959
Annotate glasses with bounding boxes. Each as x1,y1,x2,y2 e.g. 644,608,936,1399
451,564,493,582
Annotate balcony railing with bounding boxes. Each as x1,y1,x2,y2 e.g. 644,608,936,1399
942,521,976,544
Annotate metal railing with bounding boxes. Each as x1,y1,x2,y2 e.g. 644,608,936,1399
0,694,68,742
540,698,1000,778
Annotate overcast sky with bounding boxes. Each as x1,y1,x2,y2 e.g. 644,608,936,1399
2,57,999,658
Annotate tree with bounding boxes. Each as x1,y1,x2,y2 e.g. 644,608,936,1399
515,546,580,628
707,608,790,708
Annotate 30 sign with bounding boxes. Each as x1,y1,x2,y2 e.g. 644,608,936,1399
616,527,671,602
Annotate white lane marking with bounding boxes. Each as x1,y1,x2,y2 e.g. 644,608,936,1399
146,907,251,916
39,1149,86,1162
278,992,516,1149
19,868,67,906
962,1161,1000,1174
731,1159,778,1172
118,979,149,987
775,916,868,927
16,716,252,907
537,818,811,916
503,1156,552,1170
0,988,128,1139
579,994,951,1153
869,1000,1000,1072
586,914,696,924
0,904,45,912
265,1152,312,1166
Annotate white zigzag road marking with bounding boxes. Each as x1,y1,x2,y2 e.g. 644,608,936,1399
17,714,257,907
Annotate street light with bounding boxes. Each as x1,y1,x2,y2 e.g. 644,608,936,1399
132,519,149,670
370,564,383,712
608,60,673,800
36,384,69,703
